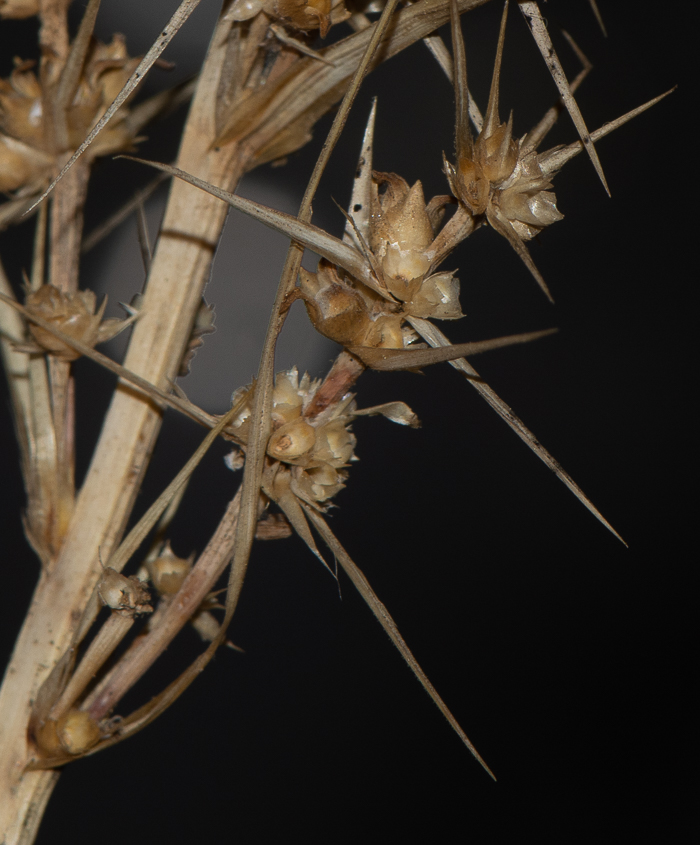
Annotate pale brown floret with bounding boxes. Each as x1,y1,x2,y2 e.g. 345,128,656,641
0,36,141,198
21,284,134,361
298,260,405,350
0,0,39,18
97,568,153,617
447,0,564,301
299,170,464,353
366,172,464,322
226,0,349,37
35,710,102,757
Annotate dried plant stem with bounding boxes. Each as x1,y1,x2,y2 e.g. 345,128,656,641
87,490,242,724
49,613,136,723
44,162,91,548
37,0,69,78
0,7,254,839
0,262,32,480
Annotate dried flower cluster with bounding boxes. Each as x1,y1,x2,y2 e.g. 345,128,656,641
0,0,40,20
228,366,416,510
228,0,350,37
0,36,140,197
445,0,569,300
20,283,133,360
300,171,465,351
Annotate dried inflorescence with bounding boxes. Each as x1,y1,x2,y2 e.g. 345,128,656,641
97,568,153,617
0,0,39,20
227,0,349,37
368,172,463,319
0,35,141,197
20,283,134,360
300,170,465,352
230,367,358,506
446,0,566,301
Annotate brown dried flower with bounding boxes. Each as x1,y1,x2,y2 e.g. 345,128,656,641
97,568,152,617
368,172,464,321
0,0,39,19
21,283,135,361
226,0,349,37
0,35,141,197
446,0,564,300
299,170,464,353
231,367,357,506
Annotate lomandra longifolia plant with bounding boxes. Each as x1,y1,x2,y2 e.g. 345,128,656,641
0,1,677,842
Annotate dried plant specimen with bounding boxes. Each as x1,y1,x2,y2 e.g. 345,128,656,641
0,1,682,843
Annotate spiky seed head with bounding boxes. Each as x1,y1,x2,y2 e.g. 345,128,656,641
231,367,358,504
23,284,132,360
0,36,141,199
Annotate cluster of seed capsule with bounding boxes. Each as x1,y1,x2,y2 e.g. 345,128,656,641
229,367,358,507
227,0,350,38
0,34,141,197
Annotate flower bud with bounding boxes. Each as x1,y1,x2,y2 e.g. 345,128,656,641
98,568,152,616
55,710,101,755
35,710,102,757
147,544,192,596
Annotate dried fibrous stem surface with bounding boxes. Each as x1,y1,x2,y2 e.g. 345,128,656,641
0,6,249,839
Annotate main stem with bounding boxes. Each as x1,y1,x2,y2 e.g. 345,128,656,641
0,11,249,843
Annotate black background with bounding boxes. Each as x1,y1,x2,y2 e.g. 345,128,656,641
1,2,695,843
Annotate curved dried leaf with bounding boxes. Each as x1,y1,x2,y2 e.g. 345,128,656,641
354,401,420,427
302,503,496,780
123,157,382,294
518,1,609,194
408,316,625,544
349,328,556,370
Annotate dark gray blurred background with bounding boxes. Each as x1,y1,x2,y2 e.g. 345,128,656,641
1,2,694,842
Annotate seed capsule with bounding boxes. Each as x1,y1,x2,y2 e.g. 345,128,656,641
35,710,101,757
147,543,192,596
268,419,317,462
55,710,101,755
